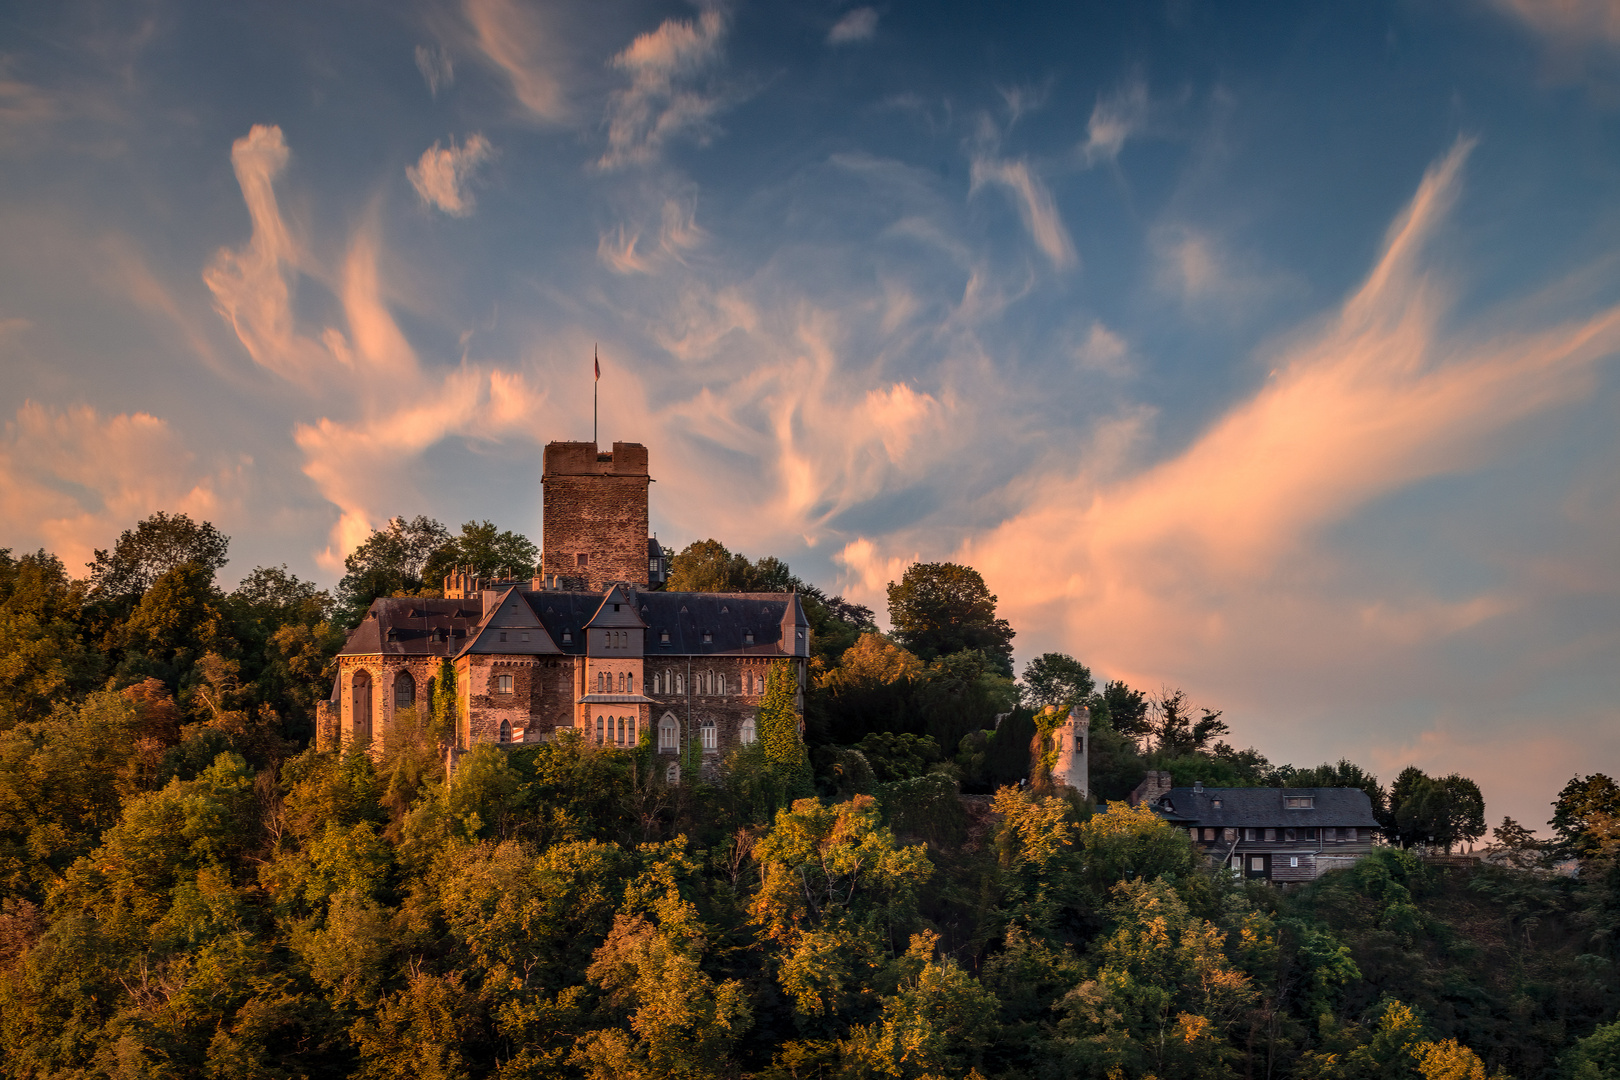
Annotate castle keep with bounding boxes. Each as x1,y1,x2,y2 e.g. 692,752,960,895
318,440,809,773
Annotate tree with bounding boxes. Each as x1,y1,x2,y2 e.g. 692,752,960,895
1388,767,1487,852
0,549,101,730
665,539,754,592
1021,653,1095,712
419,520,539,587
820,633,922,691
86,511,231,597
1550,773,1620,861
1148,687,1228,756
336,516,451,622
1284,759,1386,818
1097,680,1151,742
886,562,1015,676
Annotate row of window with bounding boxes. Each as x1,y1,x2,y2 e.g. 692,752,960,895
644,670,767,696
595,671,634,693
1195,826,1366,843
589,714,759,750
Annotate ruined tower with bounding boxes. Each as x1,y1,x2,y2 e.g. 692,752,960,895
541,441,651,591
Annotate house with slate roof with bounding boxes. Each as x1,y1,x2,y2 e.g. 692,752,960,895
317,440,810,779
1133,771,1382,882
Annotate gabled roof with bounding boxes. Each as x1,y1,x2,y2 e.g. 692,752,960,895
337,597,487,658
1150,787,1381,829
457,586,562,657
584,583,649,629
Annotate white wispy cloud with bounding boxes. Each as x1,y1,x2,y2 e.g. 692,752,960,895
599,9,729,170
598,194,707,274
204,125,550,568
1081,78,1150,166
464,0,570,121
414,44,454,98
1493,0,1620,46
407,134,494,216
969,156,1078,270
828,7,878,45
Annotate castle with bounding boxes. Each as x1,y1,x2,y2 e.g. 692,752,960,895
316,440,810,775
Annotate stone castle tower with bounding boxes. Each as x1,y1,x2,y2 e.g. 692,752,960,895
540,441,651,591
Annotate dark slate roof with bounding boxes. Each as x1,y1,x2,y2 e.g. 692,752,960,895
1151,787,1381,829
338,585,810,660
458,586,562,657
337,597,487,658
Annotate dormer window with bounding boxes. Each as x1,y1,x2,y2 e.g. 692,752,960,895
1285,796,1314,809
613,603,621,612
660,630,670,644
562,630,573,643
721,605,729,614
744,631,754,645
1212,798,1222,808
499,631,507,642
702,630,713,643
520,632,530,642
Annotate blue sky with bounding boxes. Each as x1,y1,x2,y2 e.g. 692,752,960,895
3,0,1619,829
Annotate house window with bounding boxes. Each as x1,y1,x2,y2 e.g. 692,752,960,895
1265,829,1277,842
597,715,605,744
1251,857,1265,872
1305,828,1317,840
618,672,626,692
521,632,530,642
744,631,754,645
562,630,572,643
626,673,633,694
351,670,373,741
717,675,727,696
1285,796,1314,808
740,718,756,745
499,719,511,743
1289,856,1300,868
703,631,712,643
496,674,513,694
701,720,716,750
650,558,659,575
394,670,415,708
1245,828,1257,842
1223,828,1236,842
660,713,677,750
666,762,680,782
1203,828,1217,842
1212,798,1222,808
616,717,626,745
499,631,507,642
660,630,670,644
577,553,588,567
1285,828,1296,842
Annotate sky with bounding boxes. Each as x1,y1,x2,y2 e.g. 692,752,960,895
2,0,1618,831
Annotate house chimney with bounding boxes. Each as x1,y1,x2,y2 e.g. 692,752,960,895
1193,780,1204,793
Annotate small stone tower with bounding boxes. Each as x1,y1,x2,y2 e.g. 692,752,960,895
541,441,650,590
1051,704,1091,798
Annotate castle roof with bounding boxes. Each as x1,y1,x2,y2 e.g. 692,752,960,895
336,584,810,659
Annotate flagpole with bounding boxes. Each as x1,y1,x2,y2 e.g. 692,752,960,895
593,344,599,447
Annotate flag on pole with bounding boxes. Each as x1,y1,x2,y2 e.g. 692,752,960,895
594,346,600,380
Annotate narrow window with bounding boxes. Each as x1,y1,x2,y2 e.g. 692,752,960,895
627,716,637,744
499,719,511,743
626,673,633,694
618,672,626,692
660,713,677,750
703,630,712,643
596,715,605,743
1285,828,1296,842
499,631,507,642
1289,856,1300,868
666,762,680,782
497,674,513,694
577,553,588,567
1251,857,1264,872
740,718,756,745
617,717,626,745
351,670,373,741
744,631,754,645
660,630,670,644
394,670,416,709
701,720,716,750
1265,828,1277,842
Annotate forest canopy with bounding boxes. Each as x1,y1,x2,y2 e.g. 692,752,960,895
0,512,1615,1080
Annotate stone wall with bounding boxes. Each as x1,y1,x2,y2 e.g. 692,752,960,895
335,655,442,755
643,655,791,772
461,655,576,745
541,441,650,591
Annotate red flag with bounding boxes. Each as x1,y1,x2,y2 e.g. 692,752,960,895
594,348,600,380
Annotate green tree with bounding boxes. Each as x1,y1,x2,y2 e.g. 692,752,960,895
118,562,231,693
1022,653,1095,711
1563,1018,1620,1080
1077,800,1197,896
86,511,230,598
665,538,754,592
886,562,1015,675
0,549,101,730
336,515,451,624
1149,687,1229,756
1098,679,1151,743
1388,768,1487,852
419,519,540,587
1550,774,1620,861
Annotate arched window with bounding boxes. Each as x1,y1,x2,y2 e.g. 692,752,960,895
351,670,372,742
701,719,716,750
499,719,511,743
626,672,634,695
618,671,626,692
666,762,680,783
660,713,678,750
394,670,415,708
628,716,637,743
675,673,684,695
717,674,727,696
596,715,605,744
740,717,756,745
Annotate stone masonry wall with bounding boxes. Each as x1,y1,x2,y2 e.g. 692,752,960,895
461,655,576,745
643,656,788,771
541,442,649,591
